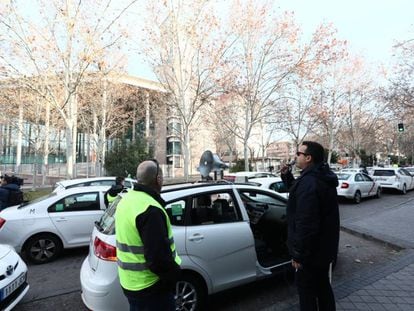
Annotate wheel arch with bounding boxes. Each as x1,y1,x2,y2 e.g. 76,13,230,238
180,268,210,295
22,231,64,253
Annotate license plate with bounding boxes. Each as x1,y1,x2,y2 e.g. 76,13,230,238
0,272,26,301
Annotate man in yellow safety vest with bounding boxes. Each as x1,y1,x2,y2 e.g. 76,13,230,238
115,159,181,311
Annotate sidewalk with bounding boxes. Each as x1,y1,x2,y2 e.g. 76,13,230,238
269,196,414,311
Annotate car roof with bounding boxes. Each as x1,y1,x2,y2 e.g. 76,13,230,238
233,171,274,176
248,177,282,185
55,177,135,187
161,181,287,202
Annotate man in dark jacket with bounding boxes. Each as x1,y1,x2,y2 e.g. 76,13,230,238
104,176,125,208
0,174,23,211
281,141,339,311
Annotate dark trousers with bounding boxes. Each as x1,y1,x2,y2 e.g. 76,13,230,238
295,264,336,311
125,291,175,311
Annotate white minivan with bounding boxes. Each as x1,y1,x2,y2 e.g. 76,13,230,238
371,167,414,194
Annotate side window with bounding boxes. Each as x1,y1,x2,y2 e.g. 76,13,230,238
48,192,100,212
124,181,133,188
165,200,186,226
189,192,239,226
90,180,114,186
237,190,286,225
400,169,411,177
362,174,373,182
355,174,363,182
269,181,288,193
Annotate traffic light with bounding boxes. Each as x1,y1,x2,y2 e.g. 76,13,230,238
398,123,404,132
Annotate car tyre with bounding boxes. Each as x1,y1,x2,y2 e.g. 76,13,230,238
401,184,407,195
24,233,63,264
175,273,207,311
354,191,361,204
375,187,381,198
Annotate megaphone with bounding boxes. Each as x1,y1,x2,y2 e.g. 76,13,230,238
198,150,228,180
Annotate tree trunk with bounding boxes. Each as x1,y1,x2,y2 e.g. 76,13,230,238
42,99,51,185
15,102,24,173
183,128,190,180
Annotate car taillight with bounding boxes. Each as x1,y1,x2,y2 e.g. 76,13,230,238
94,237,117,261
0,217,5,229
341,182,349,189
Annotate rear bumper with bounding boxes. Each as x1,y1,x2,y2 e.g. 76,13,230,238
80,257,128,311
377,182,400,190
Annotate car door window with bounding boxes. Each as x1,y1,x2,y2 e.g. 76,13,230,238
90,180,114,186
355,174,363,182
237,189,286,225
165,200,186,226
124,180,133,188
269,181,288,193
48,192,100,212
189,192,239,225
362,174,373,182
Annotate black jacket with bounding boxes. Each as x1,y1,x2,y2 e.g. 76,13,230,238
0,183,20,210
104,184,125,207
282,163,339,267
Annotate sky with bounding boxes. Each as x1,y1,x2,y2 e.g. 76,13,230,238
276,0,414,65
128,0,414,80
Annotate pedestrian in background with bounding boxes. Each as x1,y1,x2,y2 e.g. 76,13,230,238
0,174,24,211
281,141,340,311
115,159,181,311
104,176,125,207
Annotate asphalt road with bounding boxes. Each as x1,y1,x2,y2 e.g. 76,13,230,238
14,191,412,311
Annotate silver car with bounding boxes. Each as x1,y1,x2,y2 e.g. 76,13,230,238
80,183,290,310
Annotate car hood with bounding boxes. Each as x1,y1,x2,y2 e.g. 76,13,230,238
0,244,13,259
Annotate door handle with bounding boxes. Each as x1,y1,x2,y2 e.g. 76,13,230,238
188,234,204,242
55,218,67,222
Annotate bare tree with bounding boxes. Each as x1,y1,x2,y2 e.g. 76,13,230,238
0,0,138,178
142,0,232,179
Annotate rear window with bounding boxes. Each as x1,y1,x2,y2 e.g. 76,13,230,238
97,196,122,234
337,173,351,180
373,170,395,177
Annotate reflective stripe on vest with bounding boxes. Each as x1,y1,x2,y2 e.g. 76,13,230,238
115,190,181,291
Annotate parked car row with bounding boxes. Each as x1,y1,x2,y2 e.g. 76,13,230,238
335,167,414,204
0,176,291,310
4,166,410,309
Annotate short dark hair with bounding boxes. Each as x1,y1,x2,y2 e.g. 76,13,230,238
302,141,325,164
2,174,24,186
115,176,125,185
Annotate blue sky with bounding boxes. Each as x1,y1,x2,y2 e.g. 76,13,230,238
128,0,414,79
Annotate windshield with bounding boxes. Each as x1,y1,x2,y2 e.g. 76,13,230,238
373,170,395,176
19,192,57,208
336,173,351,180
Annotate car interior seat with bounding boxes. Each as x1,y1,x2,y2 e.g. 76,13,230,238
212,198,235,223
191,195,212,225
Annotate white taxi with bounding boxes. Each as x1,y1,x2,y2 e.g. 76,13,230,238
0,244,29,310
0,186,111,264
